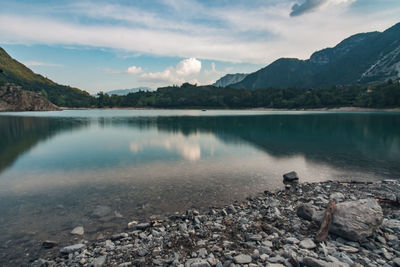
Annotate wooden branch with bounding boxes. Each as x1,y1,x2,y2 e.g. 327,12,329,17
316,198,336,242
373,195,400,206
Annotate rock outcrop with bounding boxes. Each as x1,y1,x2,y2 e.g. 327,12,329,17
0,83,60,111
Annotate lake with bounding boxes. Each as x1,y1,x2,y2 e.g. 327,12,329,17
0,109,399,264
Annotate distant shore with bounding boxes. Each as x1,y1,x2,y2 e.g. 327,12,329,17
60,106,400,112
36,179,400,266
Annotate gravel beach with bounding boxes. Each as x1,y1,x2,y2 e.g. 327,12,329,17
33,179,400,267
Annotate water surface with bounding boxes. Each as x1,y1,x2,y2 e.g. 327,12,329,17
0,109,399,264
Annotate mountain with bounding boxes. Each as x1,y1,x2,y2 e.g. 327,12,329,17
0,47,92,107
104,87,151,96
213,73,248,87
231,23,400,90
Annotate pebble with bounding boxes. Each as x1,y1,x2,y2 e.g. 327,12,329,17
300,238,317,249
60,244,85,254
233,254,252,264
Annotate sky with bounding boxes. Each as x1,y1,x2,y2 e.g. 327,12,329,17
0,0,399,94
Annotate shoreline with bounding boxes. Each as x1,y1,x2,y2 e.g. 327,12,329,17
2,106,400,113
55,106,400,112
35,179,400,267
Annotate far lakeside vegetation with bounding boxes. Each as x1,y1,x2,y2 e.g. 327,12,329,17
93,80,400,109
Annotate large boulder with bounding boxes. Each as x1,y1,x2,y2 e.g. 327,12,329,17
329,198,383,241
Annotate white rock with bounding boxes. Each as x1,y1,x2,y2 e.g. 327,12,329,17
60,244,85,254
300,238,317,249
234,254,252,264
70,226,84,236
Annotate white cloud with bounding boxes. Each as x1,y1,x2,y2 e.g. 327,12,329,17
176,58,201,76
126,66,142,74
140,67,182,85
139,58,202,86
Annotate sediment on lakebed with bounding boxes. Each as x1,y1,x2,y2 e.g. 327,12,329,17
34,179,400,267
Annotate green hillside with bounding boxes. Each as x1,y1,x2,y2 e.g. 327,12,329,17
0,47,93,107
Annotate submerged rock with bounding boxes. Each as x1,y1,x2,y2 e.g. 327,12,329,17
42,240,58,249
92,206,112,218
330,198,383,241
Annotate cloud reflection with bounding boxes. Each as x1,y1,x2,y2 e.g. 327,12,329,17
129,134,202,161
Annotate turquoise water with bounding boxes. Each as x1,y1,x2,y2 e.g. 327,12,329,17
0,109,399,264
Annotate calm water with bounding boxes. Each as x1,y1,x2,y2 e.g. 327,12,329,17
0,109,399,264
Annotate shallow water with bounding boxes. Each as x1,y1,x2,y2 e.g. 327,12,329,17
0,109,399,264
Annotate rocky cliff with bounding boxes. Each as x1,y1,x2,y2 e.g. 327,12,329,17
0,83,61,111
213,73,248,87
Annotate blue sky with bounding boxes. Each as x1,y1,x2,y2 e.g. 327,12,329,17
1,0,399,94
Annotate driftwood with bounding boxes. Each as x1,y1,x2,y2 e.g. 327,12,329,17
315,198,336,242
373,195,400,207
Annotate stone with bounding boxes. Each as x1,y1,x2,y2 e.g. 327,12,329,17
303,257,349,267
105,240,115,250
111,233,129,240
297,204,316,221
233,254,252,264
260,254,269,262
135,222,151,230
285,237,300,244
381,219,400,231
42,240,57,249
185,258,211,267
283,171,299,182
92,206,112,217
393,258,400,267
248,234,263,241
300,238,317,249
268,255,285,263
127,221,138,229
330,192,345,202
329,199,383,241
179,223,188,232
60,244,85,254
70,226,84,236
338,245,358,253
91,255,107,267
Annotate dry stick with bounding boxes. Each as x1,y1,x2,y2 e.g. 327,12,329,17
315,198,336,242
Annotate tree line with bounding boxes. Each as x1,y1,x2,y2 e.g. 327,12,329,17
93,80,400,109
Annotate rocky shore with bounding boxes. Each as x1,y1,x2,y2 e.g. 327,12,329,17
33,178,400,267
